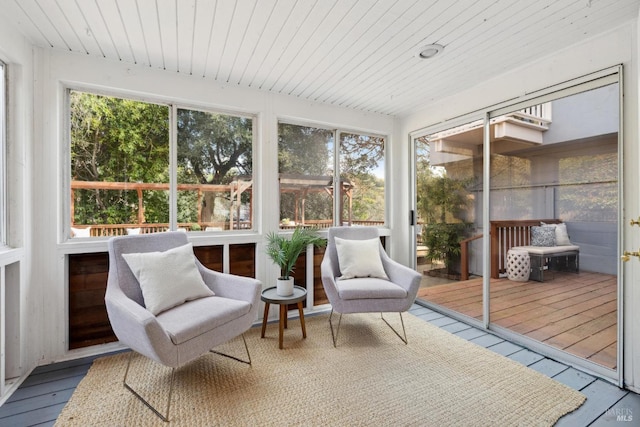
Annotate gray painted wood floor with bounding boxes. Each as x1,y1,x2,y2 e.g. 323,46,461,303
1,304,639,426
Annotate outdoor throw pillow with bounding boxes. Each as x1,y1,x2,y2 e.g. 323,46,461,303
531,226,556,247
71,226,91,238
334,236,389,280
122,243,214,315
541,222,571,246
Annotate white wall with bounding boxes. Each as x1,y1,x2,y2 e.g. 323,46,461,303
0,14,33,400
393,21,640,391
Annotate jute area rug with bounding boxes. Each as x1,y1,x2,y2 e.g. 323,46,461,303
55,312,584,426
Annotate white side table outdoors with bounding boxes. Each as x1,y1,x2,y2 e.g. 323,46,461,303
507,249,530,282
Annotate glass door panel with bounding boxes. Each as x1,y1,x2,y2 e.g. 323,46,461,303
488,83,619,372
415,120,484,322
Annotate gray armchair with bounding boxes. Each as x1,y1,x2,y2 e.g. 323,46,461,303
321,227,421,346
106,232,261,421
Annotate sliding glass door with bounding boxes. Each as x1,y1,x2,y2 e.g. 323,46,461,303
488,83,619,373
413,71,621,380
414,119,485,325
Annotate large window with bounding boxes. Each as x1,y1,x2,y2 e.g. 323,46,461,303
277,122,385,229
69,90,254,237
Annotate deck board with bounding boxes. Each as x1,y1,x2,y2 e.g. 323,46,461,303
418,271,617,369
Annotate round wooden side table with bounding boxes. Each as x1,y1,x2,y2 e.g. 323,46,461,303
260,285,307,349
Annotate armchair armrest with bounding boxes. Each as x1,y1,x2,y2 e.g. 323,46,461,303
379,250,421,296
105,284,176,365
197,264,261,305
321,256,340,304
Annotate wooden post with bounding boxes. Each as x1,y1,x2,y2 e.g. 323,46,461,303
137,188,144,224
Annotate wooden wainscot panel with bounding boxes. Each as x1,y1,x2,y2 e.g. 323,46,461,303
193,245,223,271
69,244,258,349
68,253,116,349
313,246,328,306
229,243,256,277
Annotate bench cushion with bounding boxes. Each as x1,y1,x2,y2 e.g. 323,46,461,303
511,245,579,255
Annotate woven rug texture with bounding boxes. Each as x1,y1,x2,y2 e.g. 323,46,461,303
54,312,585,426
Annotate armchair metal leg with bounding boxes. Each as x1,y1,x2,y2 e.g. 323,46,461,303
210,333,252,365
381,312,408,344
123,351,175,422
328,309,343,347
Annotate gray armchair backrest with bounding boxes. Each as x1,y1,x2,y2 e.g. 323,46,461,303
326,226,381,277
107,232,190,306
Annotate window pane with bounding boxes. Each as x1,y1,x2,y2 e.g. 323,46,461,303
0,62,4,245
177,108,253,231
69,91,170,237
339,132,385,226
278,123,334,229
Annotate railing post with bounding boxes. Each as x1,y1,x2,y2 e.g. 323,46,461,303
461,241,469,281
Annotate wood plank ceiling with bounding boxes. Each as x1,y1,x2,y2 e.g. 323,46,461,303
1,0,639,116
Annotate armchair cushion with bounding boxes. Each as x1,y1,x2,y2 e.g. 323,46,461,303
334,236,388,280
156,296,252,345
336,277,407,300
122,243,214,315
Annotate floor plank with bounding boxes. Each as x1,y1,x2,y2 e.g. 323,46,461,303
0,306,636,426
555,380,628,427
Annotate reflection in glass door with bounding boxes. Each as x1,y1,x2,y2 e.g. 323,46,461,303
488,84,619,372
414,120,484,324
413,76,621,379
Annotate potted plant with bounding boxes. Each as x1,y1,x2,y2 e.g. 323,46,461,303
266,227,326,296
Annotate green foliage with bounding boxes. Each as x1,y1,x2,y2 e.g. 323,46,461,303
265,227,326,279
416,157,473,274
277,124,385,223
177,109,253,223
423,223,471,274
70,91,254,227
278,123,333,175
71,91,170,224
339,133,384,176
343,173,385,221
177,109,252,185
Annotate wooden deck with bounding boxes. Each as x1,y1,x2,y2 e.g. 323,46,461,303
417,271,617,369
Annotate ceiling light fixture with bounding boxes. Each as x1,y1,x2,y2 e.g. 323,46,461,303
417,44,444,59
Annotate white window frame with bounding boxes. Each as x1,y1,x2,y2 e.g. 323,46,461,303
0,61,6,246
64,86,259,240
277,119,388,228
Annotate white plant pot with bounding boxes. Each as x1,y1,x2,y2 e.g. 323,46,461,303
276,277,294,296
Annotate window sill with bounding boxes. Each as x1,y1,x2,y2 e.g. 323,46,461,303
0,247,23,266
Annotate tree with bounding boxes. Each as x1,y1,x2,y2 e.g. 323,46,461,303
278,124,334,222
416,144,473,275
340,133,385,223
70,91,169,225
177,109,253,223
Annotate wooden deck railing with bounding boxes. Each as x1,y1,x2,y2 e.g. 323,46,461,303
459,219,561,280
460,234,483,280
73,220,385,237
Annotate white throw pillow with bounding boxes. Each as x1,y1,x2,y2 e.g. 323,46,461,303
126,227,141,235
122,243,214,315
553,223,571,246
71,226,91,238
334,236,388,280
